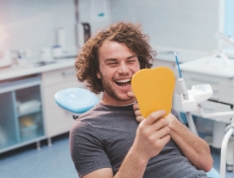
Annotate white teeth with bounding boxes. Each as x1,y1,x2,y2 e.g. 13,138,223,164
115,79,131,83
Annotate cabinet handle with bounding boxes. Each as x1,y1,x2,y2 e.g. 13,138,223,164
191,77,219,84
210,96,219,101
62,71,75,77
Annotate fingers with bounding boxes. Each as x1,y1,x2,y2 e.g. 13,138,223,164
133,103,141,117
156,134,171,147
135,109,141,117
150,125,170,140
127,91,135,98
150,118,169,132
133,102,139,110
138,118,169,140
145,110,166,125
136,116,144,122
133,103,144,122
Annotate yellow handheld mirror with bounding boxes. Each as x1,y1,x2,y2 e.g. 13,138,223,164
131,67,175,118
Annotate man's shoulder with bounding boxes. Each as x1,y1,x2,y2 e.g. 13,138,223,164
77,102,106,120
71,103,106,129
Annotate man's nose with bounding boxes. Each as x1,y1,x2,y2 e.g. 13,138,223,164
118,63,129,74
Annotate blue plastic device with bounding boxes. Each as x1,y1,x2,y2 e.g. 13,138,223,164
54,88,99,115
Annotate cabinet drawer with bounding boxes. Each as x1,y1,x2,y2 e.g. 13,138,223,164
44,107,74,137
182,71,234,87
42,80,85,109
42,67,77,87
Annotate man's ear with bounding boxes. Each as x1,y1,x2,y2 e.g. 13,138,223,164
97,72,101,79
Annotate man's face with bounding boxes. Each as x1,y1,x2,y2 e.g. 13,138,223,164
97,40,140,106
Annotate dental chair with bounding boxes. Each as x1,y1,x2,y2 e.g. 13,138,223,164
54,87,221,178
55,88,99,119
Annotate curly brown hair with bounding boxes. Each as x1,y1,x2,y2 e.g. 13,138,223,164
75,22,156,94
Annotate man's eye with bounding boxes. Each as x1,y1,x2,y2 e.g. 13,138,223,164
128,60,136,63
108,62,118,66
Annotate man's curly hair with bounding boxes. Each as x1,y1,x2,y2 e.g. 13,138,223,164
75,22,156,94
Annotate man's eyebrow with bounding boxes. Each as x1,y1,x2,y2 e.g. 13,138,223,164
104,58,117,63
127,55,137,59
104,55,137,62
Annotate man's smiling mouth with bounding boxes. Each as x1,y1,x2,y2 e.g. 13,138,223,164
114,78,131,87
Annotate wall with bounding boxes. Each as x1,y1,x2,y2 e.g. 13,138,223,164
0,0,221,54
0,0,76,52
110,0,220,52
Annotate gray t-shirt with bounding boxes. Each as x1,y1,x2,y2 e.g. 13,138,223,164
69,103,208,178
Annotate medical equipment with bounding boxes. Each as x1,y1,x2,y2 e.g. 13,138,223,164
54,88,99,118
175,52,234,178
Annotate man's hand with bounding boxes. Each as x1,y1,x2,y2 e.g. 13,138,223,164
127,91,170,159
127,91,144,122
131,110,171,161
133,102,144,122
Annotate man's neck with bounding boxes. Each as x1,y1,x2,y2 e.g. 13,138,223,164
101,100,136,107
101,92,136,106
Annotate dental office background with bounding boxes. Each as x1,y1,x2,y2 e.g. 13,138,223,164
1,0,234,54
0,0,234,161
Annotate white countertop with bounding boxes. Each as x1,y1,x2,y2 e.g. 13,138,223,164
0,46,211,81
0,58,76,81
180,56,234,78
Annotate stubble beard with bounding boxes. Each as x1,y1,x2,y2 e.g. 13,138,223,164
101,76,131,102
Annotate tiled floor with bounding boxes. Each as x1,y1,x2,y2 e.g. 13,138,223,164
0,133,233,178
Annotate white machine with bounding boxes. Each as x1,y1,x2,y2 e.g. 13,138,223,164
75,0,91,49
178,75,234,178
175,31,234,177
76,22,91,49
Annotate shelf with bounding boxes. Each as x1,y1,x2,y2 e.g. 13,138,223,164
18,110,45,143
17,108,42,117
0,78,46,153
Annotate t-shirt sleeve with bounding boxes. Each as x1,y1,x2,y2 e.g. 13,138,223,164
69,120,112,177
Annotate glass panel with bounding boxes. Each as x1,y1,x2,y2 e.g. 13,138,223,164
15,85,41,115
15,85,45,143
0,92,18,149
18,111,44,142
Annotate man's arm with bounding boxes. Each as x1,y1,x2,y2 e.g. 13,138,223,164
166,113,213,172
83,110,170,178
132,100,213,172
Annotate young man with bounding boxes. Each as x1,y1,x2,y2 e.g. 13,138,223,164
70,22,213,178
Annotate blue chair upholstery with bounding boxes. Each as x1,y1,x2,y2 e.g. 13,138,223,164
54,88,99,115
54,88,221,178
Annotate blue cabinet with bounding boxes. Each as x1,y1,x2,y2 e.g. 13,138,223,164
0,74,46,153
